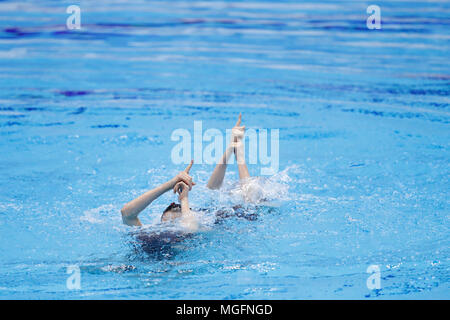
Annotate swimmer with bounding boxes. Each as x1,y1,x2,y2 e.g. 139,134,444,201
121,114,266,256
207,113,263,203
121,160,195,228
121,113,259,229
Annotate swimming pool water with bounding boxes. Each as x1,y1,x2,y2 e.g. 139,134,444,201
0,0,449,299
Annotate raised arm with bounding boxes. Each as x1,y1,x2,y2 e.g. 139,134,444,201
206,145,234,189
121,161,194,226
173,181,190,215
173,180,199,233
207,114,244,189
233,115,250,180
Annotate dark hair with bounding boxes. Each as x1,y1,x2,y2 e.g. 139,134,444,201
163,202,181,213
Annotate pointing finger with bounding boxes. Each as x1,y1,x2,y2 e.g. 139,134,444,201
235,113,242,127
184,159,193,173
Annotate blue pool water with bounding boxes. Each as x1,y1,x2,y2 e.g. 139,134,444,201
0,0,449,299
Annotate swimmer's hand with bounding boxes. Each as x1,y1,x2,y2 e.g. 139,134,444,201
230,113,245,161
223,113,245,162
173,181,189,201
231,113,245,144
170,160,195,190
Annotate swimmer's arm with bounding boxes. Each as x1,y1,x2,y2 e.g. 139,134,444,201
180,192,190,215
206,145,234,189
232,113,250,180
121,161,195,227
175,182,198,232
207,113,246,189
173,181,190,214
121,180,175,227
235,139,250,180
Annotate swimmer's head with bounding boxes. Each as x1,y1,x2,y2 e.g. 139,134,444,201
161,202,182,222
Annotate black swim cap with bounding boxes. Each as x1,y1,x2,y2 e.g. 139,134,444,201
163,202,181,213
